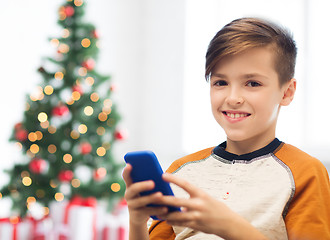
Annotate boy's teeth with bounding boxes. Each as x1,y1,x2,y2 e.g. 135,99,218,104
227,113,248,118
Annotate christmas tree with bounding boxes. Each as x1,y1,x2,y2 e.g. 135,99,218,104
0,0,125,217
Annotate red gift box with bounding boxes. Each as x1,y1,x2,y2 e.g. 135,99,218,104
101,199,128,240
27,216,52,240
50,196,97,240
0,217,31,240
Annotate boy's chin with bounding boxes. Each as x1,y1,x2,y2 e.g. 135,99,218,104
225,132,250,142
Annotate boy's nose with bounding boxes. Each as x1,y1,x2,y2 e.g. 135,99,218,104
226,88,244,106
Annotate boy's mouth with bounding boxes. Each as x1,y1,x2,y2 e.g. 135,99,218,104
222,111,251,119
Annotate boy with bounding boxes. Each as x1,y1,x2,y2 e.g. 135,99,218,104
123,17,330,240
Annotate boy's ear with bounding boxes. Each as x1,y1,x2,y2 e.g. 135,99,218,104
280,78,296,106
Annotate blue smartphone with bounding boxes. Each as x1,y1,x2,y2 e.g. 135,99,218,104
124,150,180,219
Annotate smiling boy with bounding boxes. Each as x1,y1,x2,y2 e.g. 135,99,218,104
210,46,294,154
123,18,330,240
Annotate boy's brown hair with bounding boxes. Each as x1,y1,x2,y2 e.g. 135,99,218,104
205,17,297,86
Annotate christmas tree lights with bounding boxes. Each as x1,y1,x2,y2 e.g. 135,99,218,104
0,0,126,217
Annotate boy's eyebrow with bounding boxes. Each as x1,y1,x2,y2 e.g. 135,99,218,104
243,73,268,79
210,73,226,78
211,73,268,79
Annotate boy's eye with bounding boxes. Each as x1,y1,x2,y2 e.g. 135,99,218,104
214,80,228,86
246,81,261,87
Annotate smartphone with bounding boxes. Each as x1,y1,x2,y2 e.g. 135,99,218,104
124,150,180,219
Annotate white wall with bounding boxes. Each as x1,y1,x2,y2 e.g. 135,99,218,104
88,0,187,167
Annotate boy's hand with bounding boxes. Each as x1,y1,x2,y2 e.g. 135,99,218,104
156,173,263,239
122,164,168,226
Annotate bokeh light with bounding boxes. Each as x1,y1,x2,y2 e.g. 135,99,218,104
44,85,54,95
84,106,93,116
48,144,57,154
71,179,81,188
55,72,64,80
74,0,84,7
54,192,64,202
40,121,50,129
50,180,58,188
72,91,81,101
62,29,70,38
38,112,48,122
30,144,39,154
63,153,73,163
21,171,30,178
96,147,106,156
70,130,80,139
78,124,87,134
50,38,60,47
35,131,43,140
98,112,107,122
58,43,70,54
48,125,57,134
86,77,94,86
90,92,99,102
28,132,38,142
111,183,121,192
81,38,91,48
96,127,105,135
78,67,87,76
22,176,32,186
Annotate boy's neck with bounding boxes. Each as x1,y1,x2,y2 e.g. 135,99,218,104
225,136,276,155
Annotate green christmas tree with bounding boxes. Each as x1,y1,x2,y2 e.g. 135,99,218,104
0,0,125,217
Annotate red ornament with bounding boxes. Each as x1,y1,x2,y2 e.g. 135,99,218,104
110,83,118,92
91,29,99,39
80,142,92,155
72,85,83,95
58,170,74,182
81,59,95,71
114,129,127,140
14,122,23,130
52,105,69,117
118,198,127,209
64,6,75,17
15,129,28,142
29,158,47,174
93,167,107,181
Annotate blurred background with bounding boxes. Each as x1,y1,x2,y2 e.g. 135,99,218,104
1,0,329,184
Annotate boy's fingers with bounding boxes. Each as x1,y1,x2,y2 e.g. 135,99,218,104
157,195,188,208
128,192,163,209
122,164,133,186
156,195,203,212
124,180,155,200
133,205,168,220
162,173,201,197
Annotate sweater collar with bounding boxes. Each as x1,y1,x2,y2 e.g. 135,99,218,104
213,138,282,161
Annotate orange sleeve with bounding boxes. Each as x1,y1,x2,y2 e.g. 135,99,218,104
149,220,176,240
275,144,330,240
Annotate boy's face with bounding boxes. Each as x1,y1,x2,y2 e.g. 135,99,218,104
210,47,293,150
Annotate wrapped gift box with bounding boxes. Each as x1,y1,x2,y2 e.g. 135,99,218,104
0,218,31,240
101,199,128,240
50,196,97,240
